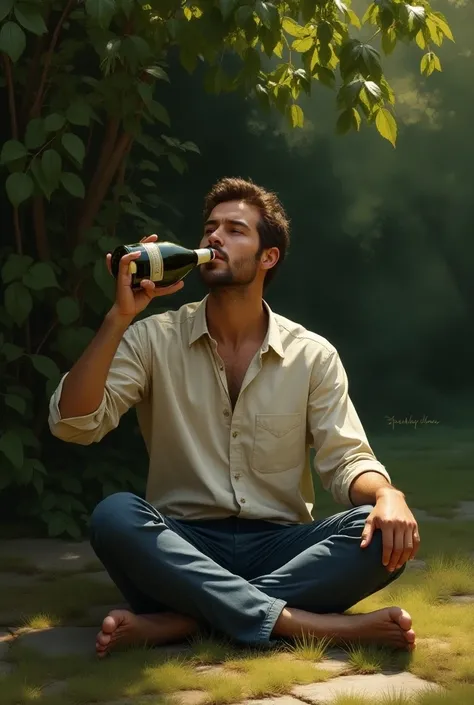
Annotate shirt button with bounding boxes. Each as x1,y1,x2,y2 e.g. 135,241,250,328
223,409,230,417
234,473,241,480
219,364,224,371
232,431,238,438
240,498,246,504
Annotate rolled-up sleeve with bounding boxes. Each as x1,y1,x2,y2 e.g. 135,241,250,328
308,348,390,506
48,322,149,445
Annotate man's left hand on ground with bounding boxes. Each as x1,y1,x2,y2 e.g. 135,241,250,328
360,489,420,572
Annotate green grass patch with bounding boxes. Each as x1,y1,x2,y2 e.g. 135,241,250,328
344,643,408,675
330,685,474,705
280,633,332,662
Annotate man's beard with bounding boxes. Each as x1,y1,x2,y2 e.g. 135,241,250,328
199,255,260,289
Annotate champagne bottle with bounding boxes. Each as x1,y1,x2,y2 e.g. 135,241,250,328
111,241,216,289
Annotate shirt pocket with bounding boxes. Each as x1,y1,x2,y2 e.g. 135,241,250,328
251,413,302,473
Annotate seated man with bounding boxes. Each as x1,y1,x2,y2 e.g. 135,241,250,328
49,177,420,658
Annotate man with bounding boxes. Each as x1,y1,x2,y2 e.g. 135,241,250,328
49,177,420,658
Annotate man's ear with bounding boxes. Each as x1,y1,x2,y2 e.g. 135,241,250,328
261,247,279,271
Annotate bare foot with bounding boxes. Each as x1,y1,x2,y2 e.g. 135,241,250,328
96,609,200,658
273,606,416,651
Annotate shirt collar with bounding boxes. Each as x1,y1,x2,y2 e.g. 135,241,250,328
189,295,285,359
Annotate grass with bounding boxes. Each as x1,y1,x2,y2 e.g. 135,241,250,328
345,644,407,675
281,632,332,662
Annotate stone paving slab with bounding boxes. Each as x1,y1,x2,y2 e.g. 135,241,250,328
447,595,474,604
16,626,195,658
292,672,440,702
0,539,99,572
240,698,304,705
17,627,98,657
0,661,14,675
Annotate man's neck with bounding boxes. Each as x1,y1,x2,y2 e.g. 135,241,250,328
206,289,268,350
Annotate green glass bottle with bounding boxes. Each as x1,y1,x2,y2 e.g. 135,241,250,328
111,241,216,289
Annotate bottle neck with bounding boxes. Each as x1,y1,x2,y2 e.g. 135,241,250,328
195,247,216,265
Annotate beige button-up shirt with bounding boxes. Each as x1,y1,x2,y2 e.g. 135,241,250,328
49,296,390,524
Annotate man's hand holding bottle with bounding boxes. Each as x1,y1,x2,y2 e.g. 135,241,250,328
106,234,184,320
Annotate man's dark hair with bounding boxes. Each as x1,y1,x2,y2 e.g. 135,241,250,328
203,177,290,288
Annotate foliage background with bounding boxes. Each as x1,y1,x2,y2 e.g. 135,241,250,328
1,0,470,538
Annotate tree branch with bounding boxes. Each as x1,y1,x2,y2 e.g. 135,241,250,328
76,131,133,241
3,55,18,139
86,116,120,200
33,196,50,260
29,0,76,119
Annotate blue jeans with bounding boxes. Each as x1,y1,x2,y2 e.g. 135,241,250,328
90,492,404,647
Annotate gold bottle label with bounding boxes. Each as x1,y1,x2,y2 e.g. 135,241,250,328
142,243,164,281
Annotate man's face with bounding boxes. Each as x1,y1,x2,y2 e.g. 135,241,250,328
199,200,264,289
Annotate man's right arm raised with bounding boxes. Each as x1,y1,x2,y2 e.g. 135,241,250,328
48,234,184,445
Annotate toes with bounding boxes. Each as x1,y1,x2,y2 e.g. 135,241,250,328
97,632,111,646
404,629,416,644
102,615,117,634
389,607,412,631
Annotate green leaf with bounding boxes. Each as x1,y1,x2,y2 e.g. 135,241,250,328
4,282,32,325
168,153,186,174
0,0,14,23
1,342,24,362
44,113,66,132
144,65,169,81
61,172,85,198
181,141,200,154
14,4,47,35
93,259,115,301
0,21,26,62
0,430,24,469
149,101,170,126
290,103,304,128
421,51,441,76
66,100,92,126
300,0,316,24
282,17,306,38
2,253,34,284
292,37,313,52
336,107,360,134
62,133,85,166
6,172,33,207
141,178,155,187
41,149,62,192
139,160,160,173
30,353,61,380
23,262,60,291
430,12,454,42
61,475,83,494
0,139,27,164
73,243,96,269
219,0,237,20
382,27,396,55
56,296,80,325
5,394,26,415
375,107,397,147
25,118,46,149
85,0,116,29
256,1,279,31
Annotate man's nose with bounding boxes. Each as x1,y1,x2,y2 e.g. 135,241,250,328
207,230,224,248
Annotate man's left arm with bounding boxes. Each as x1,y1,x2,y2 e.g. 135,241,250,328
349,471,420,572
308,347,420,573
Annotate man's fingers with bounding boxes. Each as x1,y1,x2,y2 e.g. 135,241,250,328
387,527,405,572
140,233,158,243
409,526,421,561
106,253,112,275
395,528,414,570
381,525,395,568
360,519,374,548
